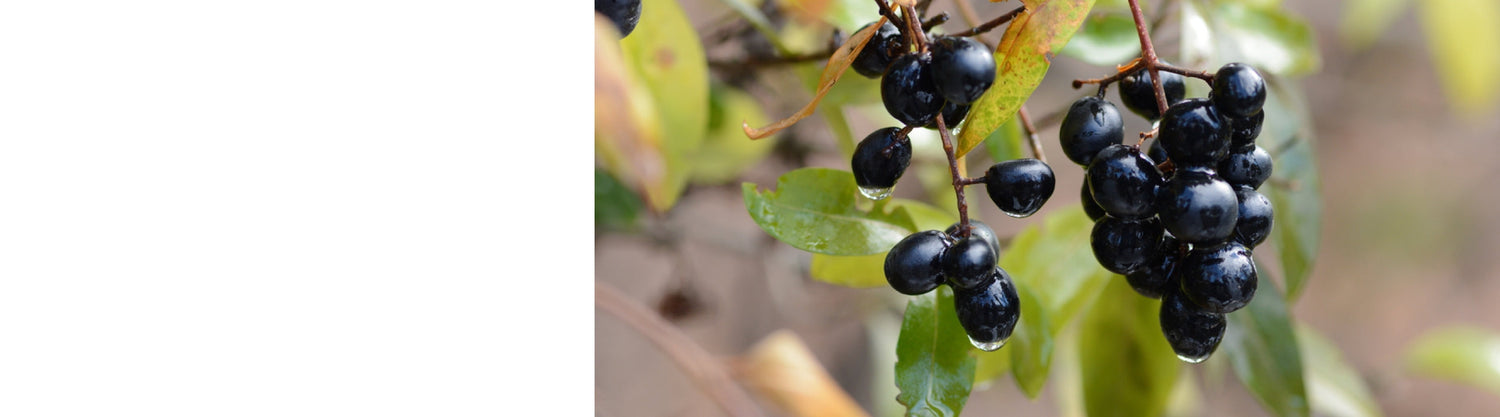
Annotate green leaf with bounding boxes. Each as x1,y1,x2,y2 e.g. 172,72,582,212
1259,78,1322,301
996,205,1113,396
973,347,1013,388
809,252,887,288
780,0,883,33
1405,326,1500,395
690,85,776,185
1007,284,1055,398
956,0,1096,158
1079,278,1181,417
1340,0,1410,51
616,0,710,212
1059,12,1140,66
983,115,1026,164
896,287,977,417
1418,0,1500,113
743,168,953,255
595,168,643,231
1213,3,1321,76
1298,323,1385,417
1222,281,1309,417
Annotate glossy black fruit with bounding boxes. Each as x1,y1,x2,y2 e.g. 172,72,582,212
946,221,1000,257
984,159,1056,217
1160,285,1227,362
851,127,913,191
1158,98,1231,168
954,268,1021,346
1086,144,1164,219
1229,110,1265,150
1090,216,1165,275
852,22,902,78
1081,182,1106,221
1125,233,1181,299
1147,140,1168,166
884,230,951,295
882,53,945,126
1118,67,1186,120
1156,170,1239,244
1233,186,1274,248
596,0,642,37
930,36,996,105
1218,145,1272,189
1059,96,1125,166
925,101,971,129
944,236,998,290
1211,63,1267,119
1177,241,1257,314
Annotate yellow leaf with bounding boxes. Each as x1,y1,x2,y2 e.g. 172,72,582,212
742,17,886,139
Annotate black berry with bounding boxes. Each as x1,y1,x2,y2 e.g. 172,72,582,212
1177,242,1257,314
925,101,971,129
954,267,1021,349
852,22,902,78
930,36,996,105
1211,63,1267,119
1229,110,1264,150
1156,170,1239,244
946,221,1000,257
1147,140,1168,166
882,53,945,126
1233,186,1274,248
1090,216,1165,275
1086,144,1164,219
984,158,1056,218
1159,284,1227,363
1118,67,1186,120
1158,98,1231,168
596,0,642,37
944,236,998,289
1125,233,1181,299
884,231,951,295
851,127,913,192
1059,96,1124,166
1081,181,1106,221
1218,145,1272,189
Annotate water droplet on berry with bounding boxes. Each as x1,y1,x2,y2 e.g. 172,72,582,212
858,186,893,200
1000,209,1028,218
1176,352,1211,364
969,336,1005,352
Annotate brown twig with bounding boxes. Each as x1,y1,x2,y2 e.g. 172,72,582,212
1126,0,1170,118
948,5,1027,37
1017,106,1046,163
933,115,972,237
950,0,996,46
596,283,766,417
921,13,949,32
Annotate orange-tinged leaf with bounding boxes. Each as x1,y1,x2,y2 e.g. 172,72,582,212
595,17,672,211
742,17,886,139
956,0,1095,158
734,331,871,417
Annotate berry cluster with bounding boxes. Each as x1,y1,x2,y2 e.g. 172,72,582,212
1065,63,1274,362
885,221,1019,351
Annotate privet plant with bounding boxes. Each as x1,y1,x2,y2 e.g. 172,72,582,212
596,0,1386,416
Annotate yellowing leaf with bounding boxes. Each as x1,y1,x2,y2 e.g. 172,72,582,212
1419,0,1500,113
595,17,671,212
736,330,871,417
616,0,710,212
956,0,1096,158
743,17,886,139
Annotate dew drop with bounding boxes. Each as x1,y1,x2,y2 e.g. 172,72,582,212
1001,210,1029,218
858,186,893,200
1176,352,1211,364
969,336,1005,352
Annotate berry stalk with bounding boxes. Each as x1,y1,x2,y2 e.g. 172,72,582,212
934,114,974,238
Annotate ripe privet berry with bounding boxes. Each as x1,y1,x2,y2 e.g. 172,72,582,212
1211,63,1267,119
1147,140,1168,167
596,0,642,37
1156,170,1239,244
1160,285,1227,363
954,267,1021,348
925,101,971,129
944,236,998,290
984,158,1056,218
1233,186,1274,248
1125,234,1182,299
946,221,1000,257
1081,182,1106,221
852,22,901,78
851,127,913,191
1177,241,1258,314
1158,98,1231,168
1218,145,1272,189
882,53,945,126
1229,110,1265,150
1090,216,1165,275
930,36,996,105
1086,144,1164,219
1118,67,1186,120
884,231,951,295
1059,96,1124,166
